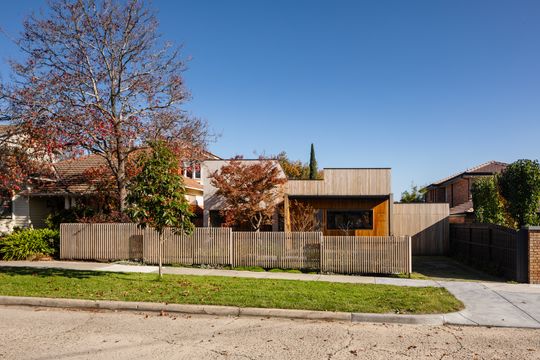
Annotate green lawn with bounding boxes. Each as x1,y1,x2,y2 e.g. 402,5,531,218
0,267,463,314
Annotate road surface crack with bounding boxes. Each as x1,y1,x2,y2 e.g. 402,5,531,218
327,328,354,359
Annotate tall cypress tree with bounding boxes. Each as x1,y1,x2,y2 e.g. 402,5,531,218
309,143,318,180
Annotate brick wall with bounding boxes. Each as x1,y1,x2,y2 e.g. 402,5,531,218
528,229,540,284
452,179,470,207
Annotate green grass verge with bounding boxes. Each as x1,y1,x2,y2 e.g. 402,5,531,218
0,267,463,314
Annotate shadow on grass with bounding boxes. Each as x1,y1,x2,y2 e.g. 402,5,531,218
0,266,113,279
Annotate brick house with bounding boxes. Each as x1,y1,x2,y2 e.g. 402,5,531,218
424,161,507,223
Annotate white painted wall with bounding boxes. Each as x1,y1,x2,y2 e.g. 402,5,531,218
0,195,30,234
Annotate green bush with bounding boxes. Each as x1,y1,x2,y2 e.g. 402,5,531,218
0,228,59,260
44,207,95,230
471,176,510,226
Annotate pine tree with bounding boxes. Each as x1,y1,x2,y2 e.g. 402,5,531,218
309,143,318,180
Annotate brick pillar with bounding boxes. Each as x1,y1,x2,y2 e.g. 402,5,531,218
528,227,540,284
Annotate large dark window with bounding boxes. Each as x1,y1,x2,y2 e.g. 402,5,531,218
326,210,373,230
0,192,12,219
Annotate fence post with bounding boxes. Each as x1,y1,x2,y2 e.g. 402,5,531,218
319,232,324,273
407,235,412,276
229,228,234,267
488,227,493,262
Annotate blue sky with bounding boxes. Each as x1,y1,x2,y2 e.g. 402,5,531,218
1,1,539,196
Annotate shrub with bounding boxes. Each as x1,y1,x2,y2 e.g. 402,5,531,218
44,207,94,230
0,228,59,260
471,176,510,226
499,159,540,227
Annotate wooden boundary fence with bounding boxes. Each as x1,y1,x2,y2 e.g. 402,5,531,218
322,236,411,274
393,203,449,255
60,223,412,275
450,223,528,281
233,232,321,269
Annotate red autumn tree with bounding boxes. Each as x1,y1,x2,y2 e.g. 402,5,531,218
0,120,55,200
289,200,321,232
0,0,208,213
210,157,287,231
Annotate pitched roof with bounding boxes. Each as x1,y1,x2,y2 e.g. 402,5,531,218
450,200,474,215
32,153,204,194
426,161,508,188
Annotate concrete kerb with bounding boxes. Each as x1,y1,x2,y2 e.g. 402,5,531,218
0,295,448,325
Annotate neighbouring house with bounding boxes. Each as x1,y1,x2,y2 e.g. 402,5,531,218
424,161,508,223
0,149,219,233
1,124,59,232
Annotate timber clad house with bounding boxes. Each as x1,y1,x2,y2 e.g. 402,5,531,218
284,168,392,236
201,161,393,235
202,160,449,255
424,161,507,223
202,161,394,235
203,160,393,236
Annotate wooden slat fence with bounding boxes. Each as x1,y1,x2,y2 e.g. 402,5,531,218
450,223,527,280
60,223,144,261
60,224,412,275
143,227,232,266
321,236,411,274
232,232,321,269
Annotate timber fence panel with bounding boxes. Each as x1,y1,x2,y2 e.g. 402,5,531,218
60,223,142,261
143,227,231,266
450,223,520,280
321,236,411,274
232,232,321,270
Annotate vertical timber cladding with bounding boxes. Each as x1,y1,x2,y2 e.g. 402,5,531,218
290,197,390,236
393,203,450,255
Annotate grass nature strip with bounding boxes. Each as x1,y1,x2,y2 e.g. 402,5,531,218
0,267,463,314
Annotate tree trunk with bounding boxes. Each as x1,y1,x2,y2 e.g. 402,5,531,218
158,232,163,278
116,155,127,213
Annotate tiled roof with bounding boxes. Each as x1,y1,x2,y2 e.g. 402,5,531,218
450,200,474,215
183,177,203,191
31,153,203,194
427,161,508,188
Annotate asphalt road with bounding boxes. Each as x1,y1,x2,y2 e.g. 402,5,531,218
1,306,539,360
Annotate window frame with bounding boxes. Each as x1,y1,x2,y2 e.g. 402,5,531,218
326,209,374,230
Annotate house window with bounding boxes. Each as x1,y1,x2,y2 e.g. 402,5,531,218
326,210,373,230
0,192,12,219
182,161,201,179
